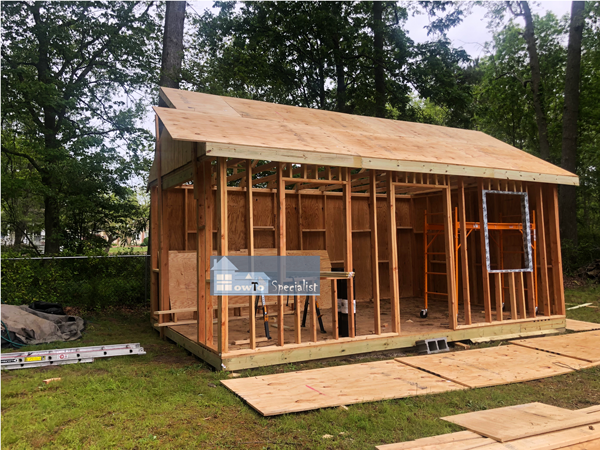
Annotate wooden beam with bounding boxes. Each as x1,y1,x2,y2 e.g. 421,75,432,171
457,177,471,325
150,186,159,318
162,163,194,190
442,181,458,330
534,184,551,316
246,159,256,349
204,161,214,346
344,167,356,337
387,172,400,333
515,272,526,319
370,170,381,335
194,148,206,344
156,117,169,339
546,184,565,315
507,273,518,319
477,179,492,322
203,142,580,186
277,162,286,346
217,157,228,353
494,273,503,321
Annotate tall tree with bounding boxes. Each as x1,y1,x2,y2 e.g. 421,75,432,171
1,2,159,253
506,1,552,160
158,1,186,107
559,1,586,246
372,1,387,118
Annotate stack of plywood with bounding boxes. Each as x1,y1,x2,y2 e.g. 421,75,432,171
377,403,600,450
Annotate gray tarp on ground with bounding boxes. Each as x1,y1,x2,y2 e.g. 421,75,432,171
1,305,85,345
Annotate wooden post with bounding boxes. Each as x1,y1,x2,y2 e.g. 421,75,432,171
343,167,355,337
494,273,503,321
387,172,400,333
277,162,286,346
457,177,471,325
507,273,518,319
156,117,169,339
516,272,527,319
546,184,565,315
184,189,188,250
442,181,458,330
246,159,256,349
370,170,381,335
477,179,492,322
204,161,214,346
150,186,158,318
194,148,206,344
534,184,551,316
216,157,228,353
331,278,338,339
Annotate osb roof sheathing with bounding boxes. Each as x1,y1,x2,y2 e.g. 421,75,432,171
151,87,578,185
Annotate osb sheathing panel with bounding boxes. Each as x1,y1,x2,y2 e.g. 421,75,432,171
152,88,578,185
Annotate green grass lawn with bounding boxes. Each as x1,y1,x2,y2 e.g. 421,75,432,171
2,286,599,449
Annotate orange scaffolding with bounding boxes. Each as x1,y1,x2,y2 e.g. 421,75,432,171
422,208,537,319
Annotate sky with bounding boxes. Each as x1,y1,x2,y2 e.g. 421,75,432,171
407,1,572,58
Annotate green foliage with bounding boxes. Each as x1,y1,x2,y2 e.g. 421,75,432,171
1,1,161,253
1,251,147,310
185,1,476,125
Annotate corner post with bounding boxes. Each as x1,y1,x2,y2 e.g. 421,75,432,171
442,178,458,330
343,167,355,337
387,171,400,333
216,157,228,353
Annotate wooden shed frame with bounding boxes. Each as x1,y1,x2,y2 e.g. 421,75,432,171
148,88,577,371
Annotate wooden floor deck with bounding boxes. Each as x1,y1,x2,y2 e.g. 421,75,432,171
161,297,566,371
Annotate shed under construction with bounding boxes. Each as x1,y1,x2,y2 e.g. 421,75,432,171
148,87,578,371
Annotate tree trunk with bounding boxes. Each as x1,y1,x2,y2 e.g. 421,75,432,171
44,194,61,254
559,1,585,247
158,1,186,107
372,1,386,118
521,1,551,161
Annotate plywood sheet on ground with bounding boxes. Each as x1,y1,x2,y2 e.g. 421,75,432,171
376,431,493,450
221,360,465,416
475,422,600,450
442,403,596,443
566,320,600,332
396,345,589,388
512,330,600,363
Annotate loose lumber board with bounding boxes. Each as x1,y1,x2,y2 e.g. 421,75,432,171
376,431,494,450
579,405,600,414
555,439,600,450
395,345,589,388
474,422,600,450
566,319,600,332
152,89,578,185
169,250,196,320
442,402,597,443
221,360,465,416
512,330,600,363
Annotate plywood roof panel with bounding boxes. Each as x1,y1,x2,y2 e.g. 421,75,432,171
152,88,578,186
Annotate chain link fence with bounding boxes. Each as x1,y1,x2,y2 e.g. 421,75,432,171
1,255,150,310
